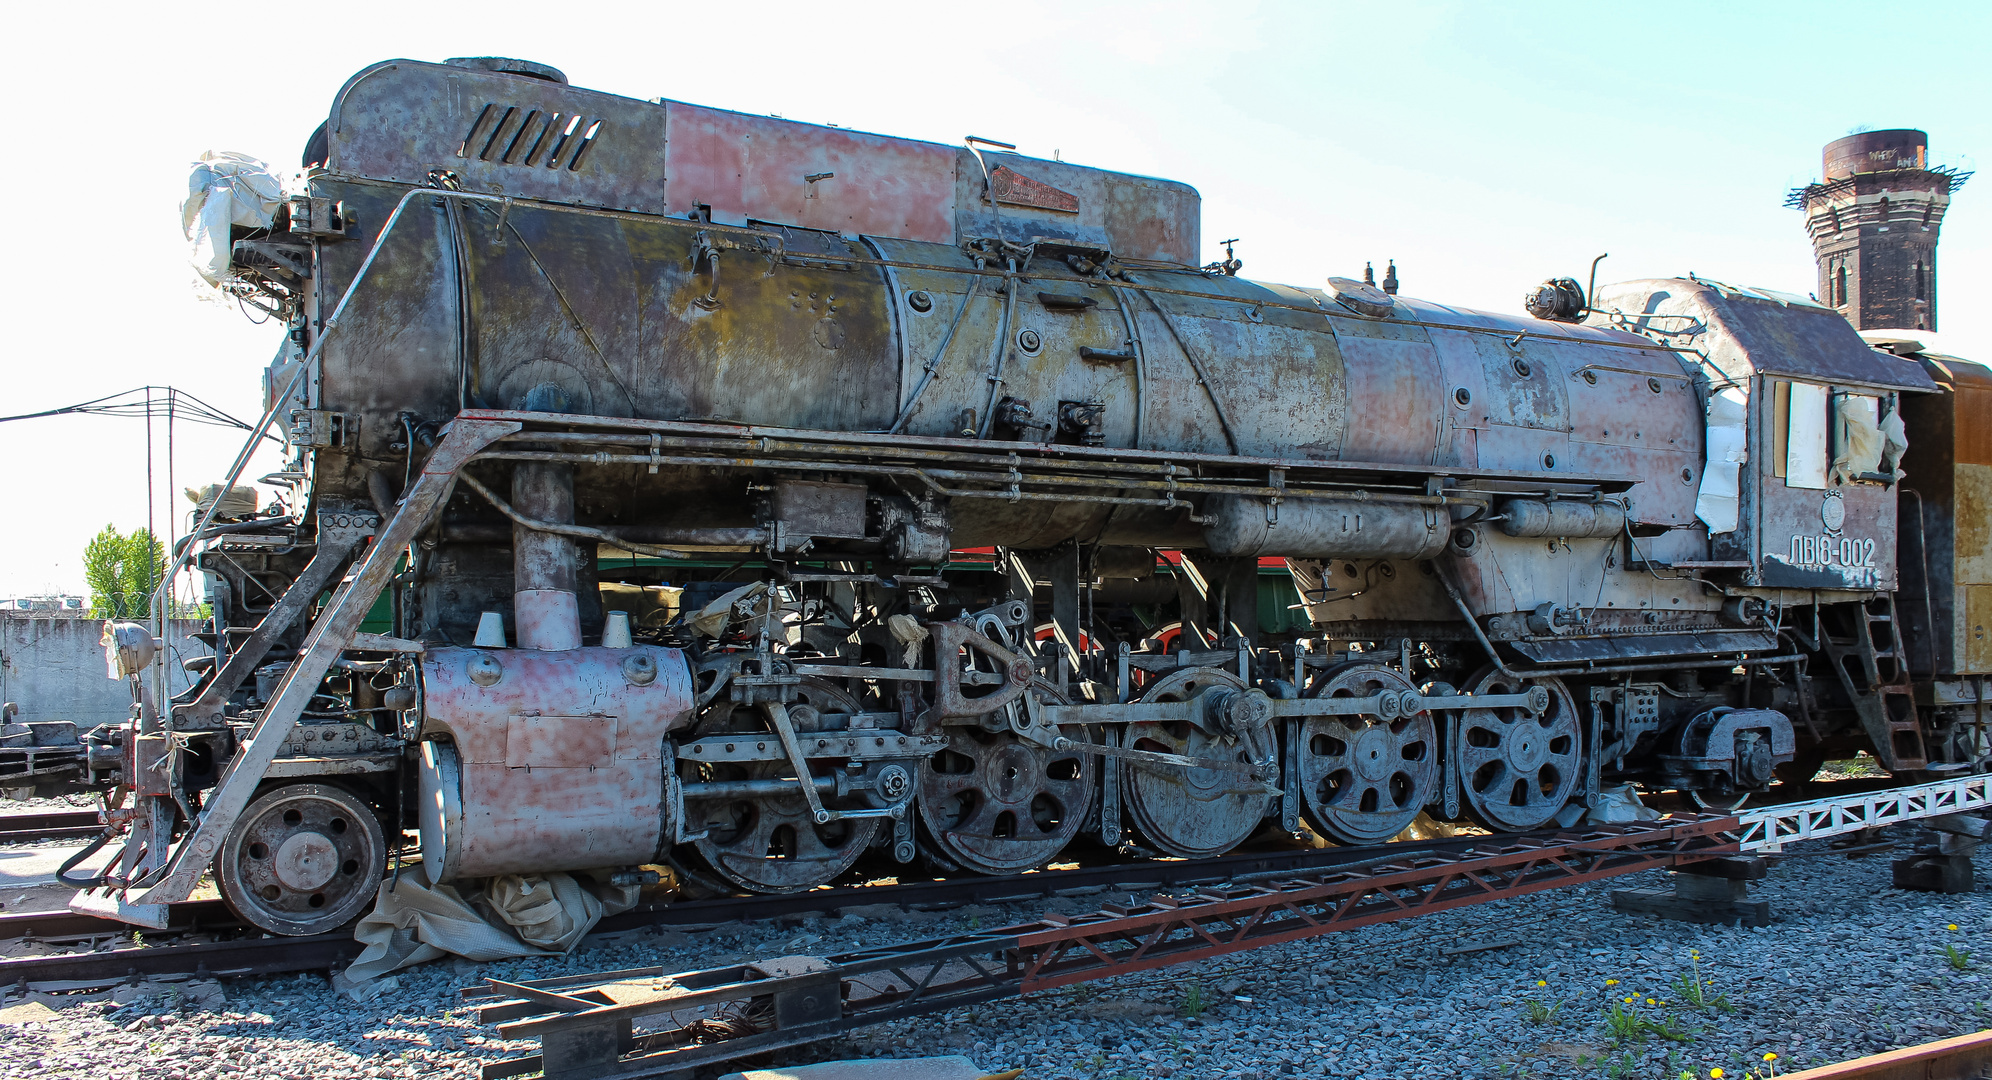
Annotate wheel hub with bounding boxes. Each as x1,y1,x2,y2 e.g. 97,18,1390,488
272,832,339,892
215,782,385,937
1351,727,1395,783
1509,730,1549,772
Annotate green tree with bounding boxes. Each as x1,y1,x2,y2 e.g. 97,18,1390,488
82,525,166,619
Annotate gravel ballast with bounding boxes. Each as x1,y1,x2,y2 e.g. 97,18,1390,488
1,820,1986,1080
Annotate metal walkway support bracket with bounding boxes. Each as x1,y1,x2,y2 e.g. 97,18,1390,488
466,815,1737,1080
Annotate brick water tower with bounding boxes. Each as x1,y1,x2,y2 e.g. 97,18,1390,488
1788,130,1970,330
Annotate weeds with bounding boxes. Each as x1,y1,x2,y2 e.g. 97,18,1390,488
1672,950,1736,1014
1518,995,1565,1025
1603,999,1695,1046
1942,943,1972,971
1179,983,1205,1019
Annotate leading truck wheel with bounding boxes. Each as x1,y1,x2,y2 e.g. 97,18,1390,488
216,783,386,936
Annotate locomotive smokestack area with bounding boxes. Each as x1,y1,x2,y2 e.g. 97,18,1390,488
511,386,582,650
27,57,1980,1079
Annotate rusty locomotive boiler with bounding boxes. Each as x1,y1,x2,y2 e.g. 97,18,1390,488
42,56,1991,937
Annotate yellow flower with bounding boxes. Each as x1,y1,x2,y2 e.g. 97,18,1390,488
1764,1053,1778,1062
1605,979,1619,986
1711,1070,1724,1079
1949,924,1959,931
1646,998,1657,1005
1624,996,1635,1004
1537,980,1547,987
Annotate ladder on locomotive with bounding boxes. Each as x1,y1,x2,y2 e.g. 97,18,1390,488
1818,595,1928,771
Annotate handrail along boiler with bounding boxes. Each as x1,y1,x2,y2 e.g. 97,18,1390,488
29,56,1989,936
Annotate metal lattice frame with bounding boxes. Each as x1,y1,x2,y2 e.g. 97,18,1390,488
468,815,1737,1080
1736,774,1991,852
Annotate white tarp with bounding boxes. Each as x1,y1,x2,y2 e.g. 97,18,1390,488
333,866,638,997
182,151,284,287
1695,385,1748,534
1830,394,1884,485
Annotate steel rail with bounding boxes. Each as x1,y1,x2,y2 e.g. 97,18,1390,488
0,809,101,843
464,815,1740,1080
0,826,1514,955
2,775,1950,950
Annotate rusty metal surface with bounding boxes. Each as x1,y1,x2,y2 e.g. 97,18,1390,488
327,61,669,214
465,815,1736,1080
661,99,959,241
1593,278,1937,392
420,645,693,879
1823,129,1931,179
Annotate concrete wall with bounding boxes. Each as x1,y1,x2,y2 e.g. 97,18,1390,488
0,613,211,729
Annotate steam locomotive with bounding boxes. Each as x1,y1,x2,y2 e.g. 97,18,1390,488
21,56,1987,937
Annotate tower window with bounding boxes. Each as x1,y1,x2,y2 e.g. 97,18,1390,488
1878,196,1890,222
1923,205,1933,226
1829,206,1843,231
1916,260,1926,300
1836,265,1848,307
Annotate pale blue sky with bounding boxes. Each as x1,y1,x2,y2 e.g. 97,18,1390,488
1,0,1983,594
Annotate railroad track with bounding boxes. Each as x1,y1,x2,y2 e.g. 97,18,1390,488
0,827,1532,988
0,776,1960,992
0,808,102,843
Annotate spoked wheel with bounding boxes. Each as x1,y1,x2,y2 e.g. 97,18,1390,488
215,783,386,936
917,689,1094,875
1121,668,1276,859
1296,663,1439,845
1457,671,1582,831
685,678,881,893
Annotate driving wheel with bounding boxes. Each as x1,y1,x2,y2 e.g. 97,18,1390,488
1121,668,1276,858
1297,663,1439,844
1456,671,1582,831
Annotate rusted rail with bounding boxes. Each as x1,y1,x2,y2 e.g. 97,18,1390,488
465,815,1739,1080
0,809,102,843
1782,1028,1992,1079
0,827,1545,987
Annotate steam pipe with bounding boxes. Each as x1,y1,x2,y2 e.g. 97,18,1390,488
455,471,690,560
